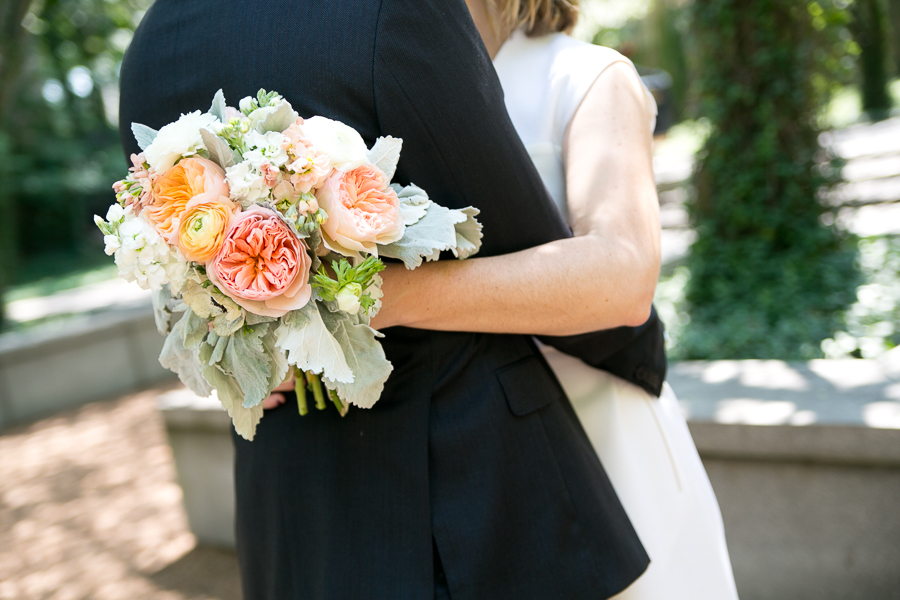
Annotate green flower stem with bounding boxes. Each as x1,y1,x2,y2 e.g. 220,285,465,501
329,388,348,417
306,371,327,410
294,367,308,416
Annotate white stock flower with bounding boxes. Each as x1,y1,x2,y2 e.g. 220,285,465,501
106,203,126,222
144,111,218,173
302,116,368,172
335,283,363,314
244,131,289,168
225,161,269,205
112,211,187,291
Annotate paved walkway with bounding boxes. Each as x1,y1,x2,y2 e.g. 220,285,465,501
0,385,240,600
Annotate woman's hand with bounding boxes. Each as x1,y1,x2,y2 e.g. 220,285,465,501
262,375,296,409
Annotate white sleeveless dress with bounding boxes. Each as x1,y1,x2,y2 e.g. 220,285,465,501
494,30,740,600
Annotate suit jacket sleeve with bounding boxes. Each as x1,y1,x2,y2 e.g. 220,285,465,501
372,0,665,393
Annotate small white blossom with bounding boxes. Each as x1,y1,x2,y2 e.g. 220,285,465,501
225,161,269,206
244,131,289,168
109,210,188,291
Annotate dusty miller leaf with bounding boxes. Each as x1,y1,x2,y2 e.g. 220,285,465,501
181,309,211,350
273,303,354,384
216,323,275,408
159,311,213,397
197,347,263,441
151,285,175,335
209,89,227,122
376,202,465,269
367,136,402,181
132,123,158,151
319,307,392,409
200,128,236,169
255,101,299,134
451,206,483,259
393,184,430,226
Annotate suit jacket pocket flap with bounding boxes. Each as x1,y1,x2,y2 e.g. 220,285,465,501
496,355,564,416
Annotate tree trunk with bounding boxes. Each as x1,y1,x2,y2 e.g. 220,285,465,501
852,0,892,119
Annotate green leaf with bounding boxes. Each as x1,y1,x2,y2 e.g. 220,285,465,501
201,363,263,441
377,202,465,269
209,89,227,122
255,101,299,134
451,206,483,259
319,307,393,409
367,136,403,180
159,311,213,397
273,303,354,384
217,323,275,408
132,123,158,151
181,309,210,350
395,184,431,225
151,285,175,335
200,128,236,169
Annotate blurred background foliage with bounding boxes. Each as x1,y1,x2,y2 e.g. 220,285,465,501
0,0,898,358
0,0,152,327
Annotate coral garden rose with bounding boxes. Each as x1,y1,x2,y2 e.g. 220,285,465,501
207,205,312,317
316,164,404,256
176,196,241,263
146,157,230,242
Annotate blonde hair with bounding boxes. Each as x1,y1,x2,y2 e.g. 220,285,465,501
487,0,579,38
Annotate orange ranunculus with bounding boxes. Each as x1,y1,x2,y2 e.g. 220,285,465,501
176,196,241,263
146,157,230,242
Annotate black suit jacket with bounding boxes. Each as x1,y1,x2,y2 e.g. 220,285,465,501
120,1,663,598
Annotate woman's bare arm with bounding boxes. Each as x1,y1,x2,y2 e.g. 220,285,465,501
370,62,661,337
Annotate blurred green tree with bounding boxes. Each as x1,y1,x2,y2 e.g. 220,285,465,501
681,0,860,359
0,0,151,329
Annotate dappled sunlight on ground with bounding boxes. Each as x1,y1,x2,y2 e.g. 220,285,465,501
0,387,240,600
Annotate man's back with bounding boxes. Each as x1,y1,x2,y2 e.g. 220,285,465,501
120,1,658,598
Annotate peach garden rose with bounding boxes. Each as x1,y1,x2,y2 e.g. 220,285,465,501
315,164,404,256
146,156,230,242
206,205,312,317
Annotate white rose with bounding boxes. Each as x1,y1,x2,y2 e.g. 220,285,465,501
302,116,368,172
335,283,363,314
144,111,218,173
225,162,269,206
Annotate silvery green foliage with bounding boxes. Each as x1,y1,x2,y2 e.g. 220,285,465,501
152,285,176,335
255,101,299,134
209,89,227,123
198,341,262,441
451,207,483,259
393,183,430,225
158,310,213,397
319,308,393,409
132,123,158,151
367,136,402,180
200,128,236,169
378,202,483,269
274,303,354,384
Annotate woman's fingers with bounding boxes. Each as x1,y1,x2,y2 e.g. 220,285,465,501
263,393,287,410
272,376,295,392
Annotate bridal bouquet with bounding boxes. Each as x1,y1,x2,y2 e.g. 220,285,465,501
95,89,482,439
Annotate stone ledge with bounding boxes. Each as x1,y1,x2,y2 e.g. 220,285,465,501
0,304,174,429
688,422,900,467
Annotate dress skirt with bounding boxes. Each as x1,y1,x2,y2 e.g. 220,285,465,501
542,347,741,600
